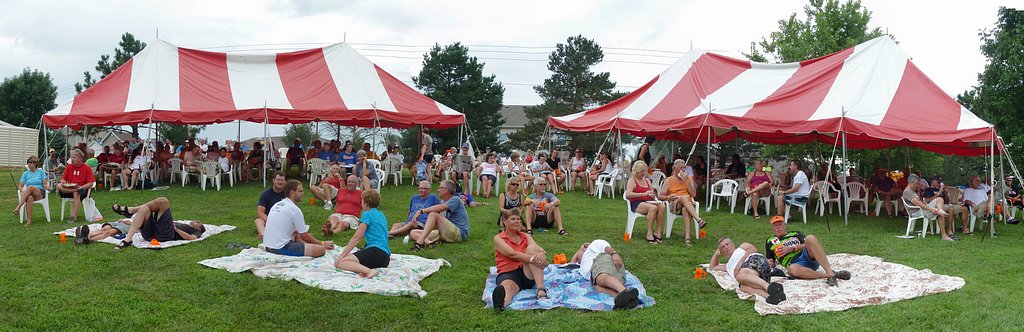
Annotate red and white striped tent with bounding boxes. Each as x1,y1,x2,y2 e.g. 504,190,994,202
43,40,464,129
548,36,996,156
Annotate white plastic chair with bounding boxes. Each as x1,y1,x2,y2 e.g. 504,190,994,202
649,171,667,192
200,161,220,191
783,196,808,224
843,182,870,216
814,181,842,216
375,168,386,189
60,184,93,221
665,197,700,239
308,158,328,184
707,179,739,213
743,195,771,217
168,158,185,185
874,192,902,217
18,188,51,223
219,162,235,188
897,197,936,239
596,168,620,199
623,192,659,240
383,158,404,186
367,159,382,173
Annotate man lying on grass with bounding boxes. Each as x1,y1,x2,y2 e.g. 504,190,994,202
709,237,787,305
108,197,206,250
570,239,639,310
334,190,390,278
263,180,336,257
765,216,851,286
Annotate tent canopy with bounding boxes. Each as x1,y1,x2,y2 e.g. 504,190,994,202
43,40,464,130
548,37,995,156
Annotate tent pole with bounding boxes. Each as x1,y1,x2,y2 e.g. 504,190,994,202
983,128,996,242
40,115,47,157
263,106,269,188
141,110,154,184
237,120,241,143
706,126,711,207
841,109,849,226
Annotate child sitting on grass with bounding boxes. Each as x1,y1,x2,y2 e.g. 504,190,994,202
334,190,391,278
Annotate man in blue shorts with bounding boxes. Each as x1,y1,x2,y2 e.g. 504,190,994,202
263,179,335,257
765,215,851,286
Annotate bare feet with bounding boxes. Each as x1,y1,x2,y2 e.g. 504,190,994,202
362,270,380,278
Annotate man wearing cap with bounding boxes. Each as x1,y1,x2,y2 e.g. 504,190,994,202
1004,176,1022,223
764,215,852,286
285,138,305,178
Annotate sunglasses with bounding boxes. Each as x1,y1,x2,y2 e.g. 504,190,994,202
537,183,547,186
510,183,520,186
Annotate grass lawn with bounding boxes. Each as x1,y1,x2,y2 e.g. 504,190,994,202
2,168,1023,330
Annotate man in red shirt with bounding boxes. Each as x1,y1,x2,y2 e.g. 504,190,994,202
97,146,110,164
58,149,95,222
322,175,363,235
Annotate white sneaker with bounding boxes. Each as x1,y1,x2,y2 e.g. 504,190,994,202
402,235,410,244
323,202,333,210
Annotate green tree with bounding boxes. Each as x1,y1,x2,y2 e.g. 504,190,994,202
75,32,147,137
160,124,202,147
746,0,887,63
413,43,505,150
959,7,1024,158
283,124,317,146
509,35,622,153
0,68,57,127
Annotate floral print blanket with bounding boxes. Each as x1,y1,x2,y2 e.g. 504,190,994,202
199,248,449,298
705,253,964,315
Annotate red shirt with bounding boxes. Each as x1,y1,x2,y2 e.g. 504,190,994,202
107,153,125,164
334,188,363,216
97,153,109,164
62,163,96,186
321,176,342,189
495,230,529,273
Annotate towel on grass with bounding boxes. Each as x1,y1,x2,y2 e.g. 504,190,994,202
55,221,235,249
199,248,449,298
480,265,655,311
705,253,965,315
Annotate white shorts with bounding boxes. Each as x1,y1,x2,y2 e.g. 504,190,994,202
329,213,359,229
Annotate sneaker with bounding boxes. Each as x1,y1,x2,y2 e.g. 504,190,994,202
766,282,786,305
74,226,86,244
834,270,851,280
323,202,333,210
826,276,838,287
613,287,639,310
770,268,787,278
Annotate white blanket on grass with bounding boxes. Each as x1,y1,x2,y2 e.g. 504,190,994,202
55,221,235,249
706,253,965,315
199,248,449,298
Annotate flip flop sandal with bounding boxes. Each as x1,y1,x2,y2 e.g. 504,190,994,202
684,238,693,247
557,229,568,236
526,229,534,235
114,240,133,250
537,287,549,300
653,236,662,243
697,219,708,229
646,236,657,244
111,204,132,218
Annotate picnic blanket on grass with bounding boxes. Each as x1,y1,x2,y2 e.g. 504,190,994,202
199,248,449,298
480,265,655,311
705,253,965,315
55,221,235,249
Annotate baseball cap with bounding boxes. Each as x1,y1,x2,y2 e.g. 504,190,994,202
461,142,470,148
770,215,785,224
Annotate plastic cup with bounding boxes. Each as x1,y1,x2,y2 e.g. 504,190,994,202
59,232,67,243
623,233,631,241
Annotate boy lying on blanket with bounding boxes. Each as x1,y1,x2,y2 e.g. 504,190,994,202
107,197,206,250
73,219,131,245
570,239,639,310
708,237,787,305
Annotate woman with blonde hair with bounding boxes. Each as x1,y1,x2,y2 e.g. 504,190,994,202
497,176,527,227
624,161,666,243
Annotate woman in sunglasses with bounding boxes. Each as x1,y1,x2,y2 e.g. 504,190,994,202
14,155,49,224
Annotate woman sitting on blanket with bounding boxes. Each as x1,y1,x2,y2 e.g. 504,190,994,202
109,197,206,250
334,190,390,278
492,207,548,313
